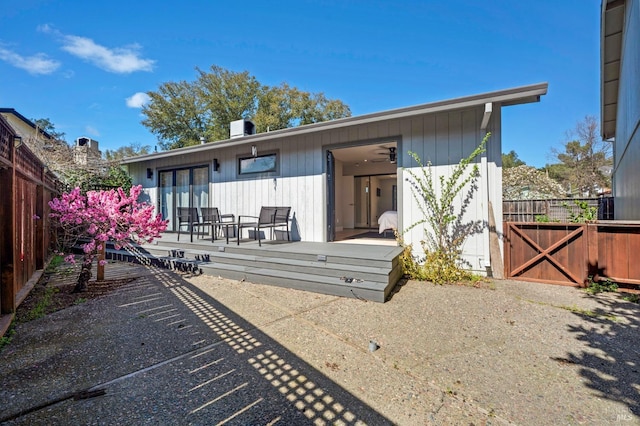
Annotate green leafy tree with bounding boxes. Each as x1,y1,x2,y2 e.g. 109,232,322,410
502,150,525,168
141,65,351,150
196,65,261,142
33,117,66,141
550,116,612,197
141,80,205,150
104,143,151,161
401,133,490,284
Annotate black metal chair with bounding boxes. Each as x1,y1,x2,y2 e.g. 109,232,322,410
177,207,199,242
199,207,235,243
237,206,291,246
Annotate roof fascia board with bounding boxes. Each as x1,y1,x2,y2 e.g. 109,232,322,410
600,0,625,140
123,82,548,164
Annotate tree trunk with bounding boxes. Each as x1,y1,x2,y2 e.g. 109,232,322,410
74,258,93,293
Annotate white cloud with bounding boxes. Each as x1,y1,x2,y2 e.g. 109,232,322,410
0,46,60,75
85,125,100,137
126,92,150,108
60,34,155,74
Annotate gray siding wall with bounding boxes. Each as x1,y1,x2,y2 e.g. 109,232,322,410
128,104,501,272
614,0,640,219
400,106,500,272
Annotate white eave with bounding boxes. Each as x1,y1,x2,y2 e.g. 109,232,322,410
601,0,625,140
122,82,548,165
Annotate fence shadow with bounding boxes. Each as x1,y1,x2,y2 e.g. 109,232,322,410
557,293,640,421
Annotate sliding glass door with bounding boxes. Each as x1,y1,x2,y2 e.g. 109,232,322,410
158,166,210,231
159,171,175,231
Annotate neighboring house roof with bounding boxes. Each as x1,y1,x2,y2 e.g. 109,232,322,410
601,0,625,140
122,82,548,164
0,108,54,140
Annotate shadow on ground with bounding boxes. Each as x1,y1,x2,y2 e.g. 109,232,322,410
560,293,640,422
0,264,392,425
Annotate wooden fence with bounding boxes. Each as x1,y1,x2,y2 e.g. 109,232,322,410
0,114,61,336
503,197,614,222
503,221,640,289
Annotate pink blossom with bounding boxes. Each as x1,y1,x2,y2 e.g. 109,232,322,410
49,185,168,269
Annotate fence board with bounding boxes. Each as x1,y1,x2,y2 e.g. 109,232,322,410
0,117,61,328
505,221,640,289
503,198,614,222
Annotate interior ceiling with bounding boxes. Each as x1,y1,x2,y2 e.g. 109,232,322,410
331,141,397,166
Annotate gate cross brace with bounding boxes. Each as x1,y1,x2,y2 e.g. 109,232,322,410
510,225,584,284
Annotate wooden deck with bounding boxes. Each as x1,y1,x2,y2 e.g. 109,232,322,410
107,232,404,303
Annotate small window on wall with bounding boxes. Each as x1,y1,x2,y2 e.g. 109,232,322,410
238,153,277,175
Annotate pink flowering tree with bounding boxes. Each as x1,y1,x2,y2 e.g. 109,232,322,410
49,185,168,292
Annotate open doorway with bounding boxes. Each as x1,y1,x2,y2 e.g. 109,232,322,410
327,141,398,244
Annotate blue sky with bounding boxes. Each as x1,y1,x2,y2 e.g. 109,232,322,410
1,0,600,168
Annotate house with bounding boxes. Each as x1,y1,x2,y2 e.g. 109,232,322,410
0,108,55,153
601,0,640,219
122,83,548,276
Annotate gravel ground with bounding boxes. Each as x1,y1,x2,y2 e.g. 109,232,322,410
1,262,639,425
187,275,640,425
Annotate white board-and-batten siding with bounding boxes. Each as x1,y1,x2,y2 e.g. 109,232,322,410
400,107,501,272
128,104,501,272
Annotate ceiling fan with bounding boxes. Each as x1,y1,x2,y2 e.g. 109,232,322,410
370,146,397,163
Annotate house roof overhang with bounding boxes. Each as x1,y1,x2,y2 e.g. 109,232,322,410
601,0,625,140
0,108,55,140
122,82,548,165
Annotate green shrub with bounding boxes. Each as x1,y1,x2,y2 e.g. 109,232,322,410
584,277,618,294
401,133,490,284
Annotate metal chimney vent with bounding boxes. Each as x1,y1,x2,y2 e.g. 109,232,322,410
230,119,256,138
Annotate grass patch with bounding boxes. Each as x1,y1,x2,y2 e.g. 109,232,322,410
622,293,640,303
522,298,618,321
22,286,59,322
45,254,65,273
0,323,16,351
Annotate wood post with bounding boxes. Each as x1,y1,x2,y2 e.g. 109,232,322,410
586,223,599,286
488,201,504,279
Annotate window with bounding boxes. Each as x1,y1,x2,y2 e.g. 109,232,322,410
238,153,277,175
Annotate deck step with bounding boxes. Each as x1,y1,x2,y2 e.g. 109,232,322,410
104,240,404,302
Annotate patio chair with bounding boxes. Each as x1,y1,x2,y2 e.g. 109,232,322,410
199,207,236,243
237,206,291,246
177,207,199,242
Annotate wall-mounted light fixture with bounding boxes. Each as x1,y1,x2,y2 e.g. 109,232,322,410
389,147,397,164
251,145,257,158
14,135,23,149
213,158,220,172
146,168,153,179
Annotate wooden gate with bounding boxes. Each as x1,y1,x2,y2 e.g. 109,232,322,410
503,223,587,286
504,222,640,288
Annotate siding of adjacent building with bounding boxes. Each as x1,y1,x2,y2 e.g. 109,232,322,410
612,0,640,219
